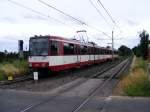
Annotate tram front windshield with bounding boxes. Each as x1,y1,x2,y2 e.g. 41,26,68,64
29,37,48,56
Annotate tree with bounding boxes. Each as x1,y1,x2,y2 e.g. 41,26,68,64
118,45,132,57
132,45,141,57
139,30,149,60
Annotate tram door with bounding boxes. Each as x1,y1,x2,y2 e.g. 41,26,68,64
88,47,91,62
76,45,81,64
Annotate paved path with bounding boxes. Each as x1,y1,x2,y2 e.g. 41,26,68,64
103,96,150,112
0,78,150,112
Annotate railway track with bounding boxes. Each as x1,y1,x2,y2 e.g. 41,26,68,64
0,75,33,85
72,58,131,112
19,57,131,112
0,58,122,86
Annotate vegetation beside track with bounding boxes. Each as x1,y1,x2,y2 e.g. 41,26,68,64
0,70,4,81
0,60,28,80
114,56,150,96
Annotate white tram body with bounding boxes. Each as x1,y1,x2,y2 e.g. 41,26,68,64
28,35,118,71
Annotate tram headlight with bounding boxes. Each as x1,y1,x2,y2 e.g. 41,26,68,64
29,63,32,67
41,63,46,67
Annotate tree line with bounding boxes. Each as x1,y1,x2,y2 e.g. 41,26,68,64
118,30,150,60
132,30,149,60
0,29,149,62
0,51,29,62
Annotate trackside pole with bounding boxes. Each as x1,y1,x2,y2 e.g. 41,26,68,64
148,44,150,81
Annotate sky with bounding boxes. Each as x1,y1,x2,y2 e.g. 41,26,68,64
0,0,150,52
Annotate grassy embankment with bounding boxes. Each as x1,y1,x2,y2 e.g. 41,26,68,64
0,60,28,81
114,56,150,96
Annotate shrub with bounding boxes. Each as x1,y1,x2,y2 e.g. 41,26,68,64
0,70,4,81
123,69,150,96
114,57,150,96
0,60,28,79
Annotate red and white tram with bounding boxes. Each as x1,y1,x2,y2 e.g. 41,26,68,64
28,35,118,71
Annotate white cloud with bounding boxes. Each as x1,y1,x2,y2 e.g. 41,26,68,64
0,0,150,51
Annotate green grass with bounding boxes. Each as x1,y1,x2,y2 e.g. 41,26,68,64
133,58,147,71
0,70,4,81
124,72,150,96
114,57,150,96
0,60,28,80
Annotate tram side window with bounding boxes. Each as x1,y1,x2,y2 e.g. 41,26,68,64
96,48,99,55
50,41,59,55
100,49,103,55
103,50,105,55
106,50,108,55
92,47,94,55
77,45,81,55
104,50,106,54
106,50,108,54
95,48,97,55
81,46,88,55
101,49,103,55
109,50,111,54
74,45,78,55
110,50,112,54
107,50,108,54
93,47,96,55
64,43,75,55
106,50,109,54
98,48,100,55
97,48,99,55
88,47,92,55
108,50,110,54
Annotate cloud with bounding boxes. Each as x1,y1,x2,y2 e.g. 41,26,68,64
115,35,139,49
2,17,16,23
0,34,30,52
23,14,47,21
0,37,18,52
126,19,139,26
0,0,150,51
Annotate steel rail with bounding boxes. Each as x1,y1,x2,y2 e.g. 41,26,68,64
72,58,130,112
19,59,124,112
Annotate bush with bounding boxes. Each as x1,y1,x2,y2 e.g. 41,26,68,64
0,70,4,81
114,57,150,96
0,60,29,79
124,69,150,96
133,58,147,71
